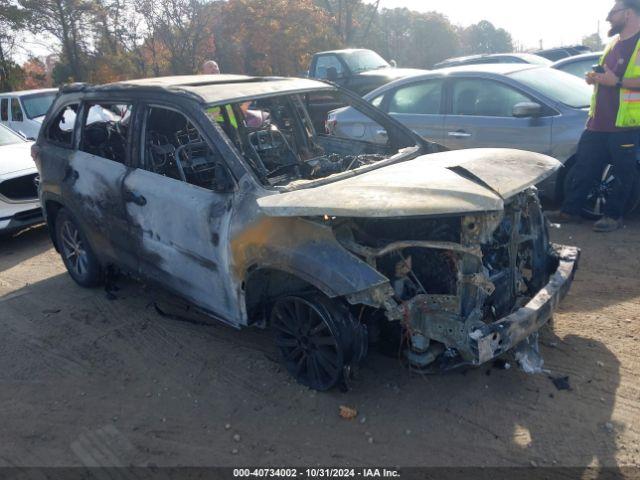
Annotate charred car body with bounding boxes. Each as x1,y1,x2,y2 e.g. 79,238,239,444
34,74,579,390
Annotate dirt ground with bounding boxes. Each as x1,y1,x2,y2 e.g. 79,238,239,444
0,213,639,470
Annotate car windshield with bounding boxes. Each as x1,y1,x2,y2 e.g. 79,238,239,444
519,54,552,66
558,58,597,78
0,125,23,146
509,67,592,108
201,89,419,189
21,92,56,119
343,50,390,73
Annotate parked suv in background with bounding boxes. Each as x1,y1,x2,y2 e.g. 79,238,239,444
34,75,578,390
307,49,424,96
0,89,57,140
329,64,640,217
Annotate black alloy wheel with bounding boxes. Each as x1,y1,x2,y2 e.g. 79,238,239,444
55,209,103,287
564,163,640,219
271,295,352,391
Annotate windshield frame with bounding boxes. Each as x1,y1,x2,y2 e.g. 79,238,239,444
201,85,429,191
509,67,592,109
0,123,26,147
21,92,57,120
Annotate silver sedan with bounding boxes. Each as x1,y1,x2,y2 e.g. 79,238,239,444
328,64,640,216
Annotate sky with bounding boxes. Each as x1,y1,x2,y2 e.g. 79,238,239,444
369,0,615,50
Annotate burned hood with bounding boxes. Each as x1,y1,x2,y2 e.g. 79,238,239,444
257,148,560,218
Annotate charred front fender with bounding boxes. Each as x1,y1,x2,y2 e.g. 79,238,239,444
231,216,390,299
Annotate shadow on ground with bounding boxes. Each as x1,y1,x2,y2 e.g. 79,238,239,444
0,270,623,471
0,224,51,274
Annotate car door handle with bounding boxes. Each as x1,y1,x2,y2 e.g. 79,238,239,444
375,129,388,137
124,189,147,206
447,130,472,138
64,166,79,182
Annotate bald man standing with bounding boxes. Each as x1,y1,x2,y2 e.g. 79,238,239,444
202,60,220,74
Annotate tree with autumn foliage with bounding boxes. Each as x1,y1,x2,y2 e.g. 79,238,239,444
20,57,49,89
7,0,518,87
214,0,341,76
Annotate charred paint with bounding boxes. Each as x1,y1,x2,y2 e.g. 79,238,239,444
230,216,388,298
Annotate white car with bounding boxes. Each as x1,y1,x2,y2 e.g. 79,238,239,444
0,124,42,235
0,88,58,140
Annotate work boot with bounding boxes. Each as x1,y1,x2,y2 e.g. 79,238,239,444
545,210,583,224
592,216,623,232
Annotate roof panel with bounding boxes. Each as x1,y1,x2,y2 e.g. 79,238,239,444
181,77,333,105
88,75,332,104
112,74,253,87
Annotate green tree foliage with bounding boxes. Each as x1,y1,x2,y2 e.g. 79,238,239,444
386,10,459,68
0,0,30,91
582,33,604,51
18,0,95,82
461,20,514,55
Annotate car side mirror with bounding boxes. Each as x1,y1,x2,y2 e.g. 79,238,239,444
326,67,339,81
214,162,235,193
390,59,397,68
513,102,543,118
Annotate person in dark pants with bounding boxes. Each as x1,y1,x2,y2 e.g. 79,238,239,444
550,0,640,232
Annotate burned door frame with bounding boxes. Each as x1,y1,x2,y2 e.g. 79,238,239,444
70,99,139,271
124,99,242,323
38,97,137,270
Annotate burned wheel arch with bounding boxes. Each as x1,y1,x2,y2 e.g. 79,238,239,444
232,216,390,324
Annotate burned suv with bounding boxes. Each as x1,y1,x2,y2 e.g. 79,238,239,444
34,74,579,390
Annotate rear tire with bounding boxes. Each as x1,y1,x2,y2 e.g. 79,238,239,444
55,208,103,287
564,163,640,220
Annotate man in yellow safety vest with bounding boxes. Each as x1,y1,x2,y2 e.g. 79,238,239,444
551,0,640,232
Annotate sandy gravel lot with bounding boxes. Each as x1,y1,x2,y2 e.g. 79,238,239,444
0,215,639,470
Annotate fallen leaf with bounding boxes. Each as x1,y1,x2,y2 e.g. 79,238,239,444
339,405,358,420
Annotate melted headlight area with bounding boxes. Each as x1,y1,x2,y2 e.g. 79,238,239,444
339,189,554,369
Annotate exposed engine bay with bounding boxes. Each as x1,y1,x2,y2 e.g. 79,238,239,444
330,189,558,371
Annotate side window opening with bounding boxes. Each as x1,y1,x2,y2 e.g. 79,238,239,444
314,55,344,79
10,98,23,122
563,59,593,78
144,106,229,191
47,104,79,146
370,95,384,109
452,79,531,117
80,103,132,164
1,99,9,121
388,80,443,115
